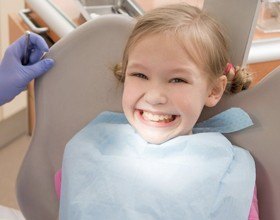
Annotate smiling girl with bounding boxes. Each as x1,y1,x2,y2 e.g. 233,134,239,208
58,3,258,219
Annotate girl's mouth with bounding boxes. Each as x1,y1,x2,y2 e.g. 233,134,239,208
138,110,177,124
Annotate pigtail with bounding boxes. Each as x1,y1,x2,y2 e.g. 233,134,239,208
113,63,125,82
225,64,252,94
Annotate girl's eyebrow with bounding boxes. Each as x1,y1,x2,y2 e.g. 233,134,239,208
126,62,147,69
127,62,198,77
169,67,197,76
128,63,195,70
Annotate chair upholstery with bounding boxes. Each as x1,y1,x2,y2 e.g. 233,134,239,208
17,1,280,219
203,0,261,66
200,66,280,220
16,15,134,220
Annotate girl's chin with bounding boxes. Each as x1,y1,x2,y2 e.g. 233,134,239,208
138,132,171,144
134,122,178,144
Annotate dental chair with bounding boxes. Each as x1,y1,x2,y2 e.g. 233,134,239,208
14,0,280,219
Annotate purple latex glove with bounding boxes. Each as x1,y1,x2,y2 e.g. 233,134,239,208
0,32,54,105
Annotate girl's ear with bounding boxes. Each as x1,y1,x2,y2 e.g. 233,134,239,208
205,75,227,107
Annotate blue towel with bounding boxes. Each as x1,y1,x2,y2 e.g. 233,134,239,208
59,108,255,220
194,107,253,133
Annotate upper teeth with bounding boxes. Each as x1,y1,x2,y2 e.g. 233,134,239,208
142,111,173,122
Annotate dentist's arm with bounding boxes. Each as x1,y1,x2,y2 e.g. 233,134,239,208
0,32,54,105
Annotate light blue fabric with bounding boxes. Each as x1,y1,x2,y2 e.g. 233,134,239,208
59,108,255,220
193,107,253,134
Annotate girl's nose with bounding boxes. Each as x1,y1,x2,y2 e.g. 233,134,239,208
144,88,168,105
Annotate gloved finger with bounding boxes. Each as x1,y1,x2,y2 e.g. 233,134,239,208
29,32,49,52
24,58,54,80
28,48,45,64
6,34,29,60
7,32,49,61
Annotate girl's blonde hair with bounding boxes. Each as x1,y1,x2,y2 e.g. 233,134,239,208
114,3,252,94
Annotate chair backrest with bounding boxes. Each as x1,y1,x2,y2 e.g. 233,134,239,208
203,0,261,66
16,15,134,220
17,1,280,220
199,66,280,220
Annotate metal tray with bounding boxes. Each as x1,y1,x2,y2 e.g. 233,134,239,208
75,0,144,20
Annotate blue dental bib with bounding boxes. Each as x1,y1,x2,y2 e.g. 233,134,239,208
59,108,255,220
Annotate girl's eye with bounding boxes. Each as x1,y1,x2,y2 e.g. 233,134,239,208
131,73,148,80
170,78,187,83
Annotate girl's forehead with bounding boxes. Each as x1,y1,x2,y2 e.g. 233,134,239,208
129,31,188,55
127,34,210,78
133,30,182,44
127,30,212,72
128,33,189,61
130,32,203,66
133,30,199,52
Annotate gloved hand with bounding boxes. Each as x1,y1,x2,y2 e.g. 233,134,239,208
0,32,54,105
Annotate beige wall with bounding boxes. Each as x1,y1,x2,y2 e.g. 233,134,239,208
0,0,25,121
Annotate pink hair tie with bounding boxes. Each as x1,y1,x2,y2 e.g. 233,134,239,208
224,63,236,80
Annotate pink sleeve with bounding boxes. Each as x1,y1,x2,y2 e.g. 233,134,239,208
54,169,62,200
248,185,259,220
